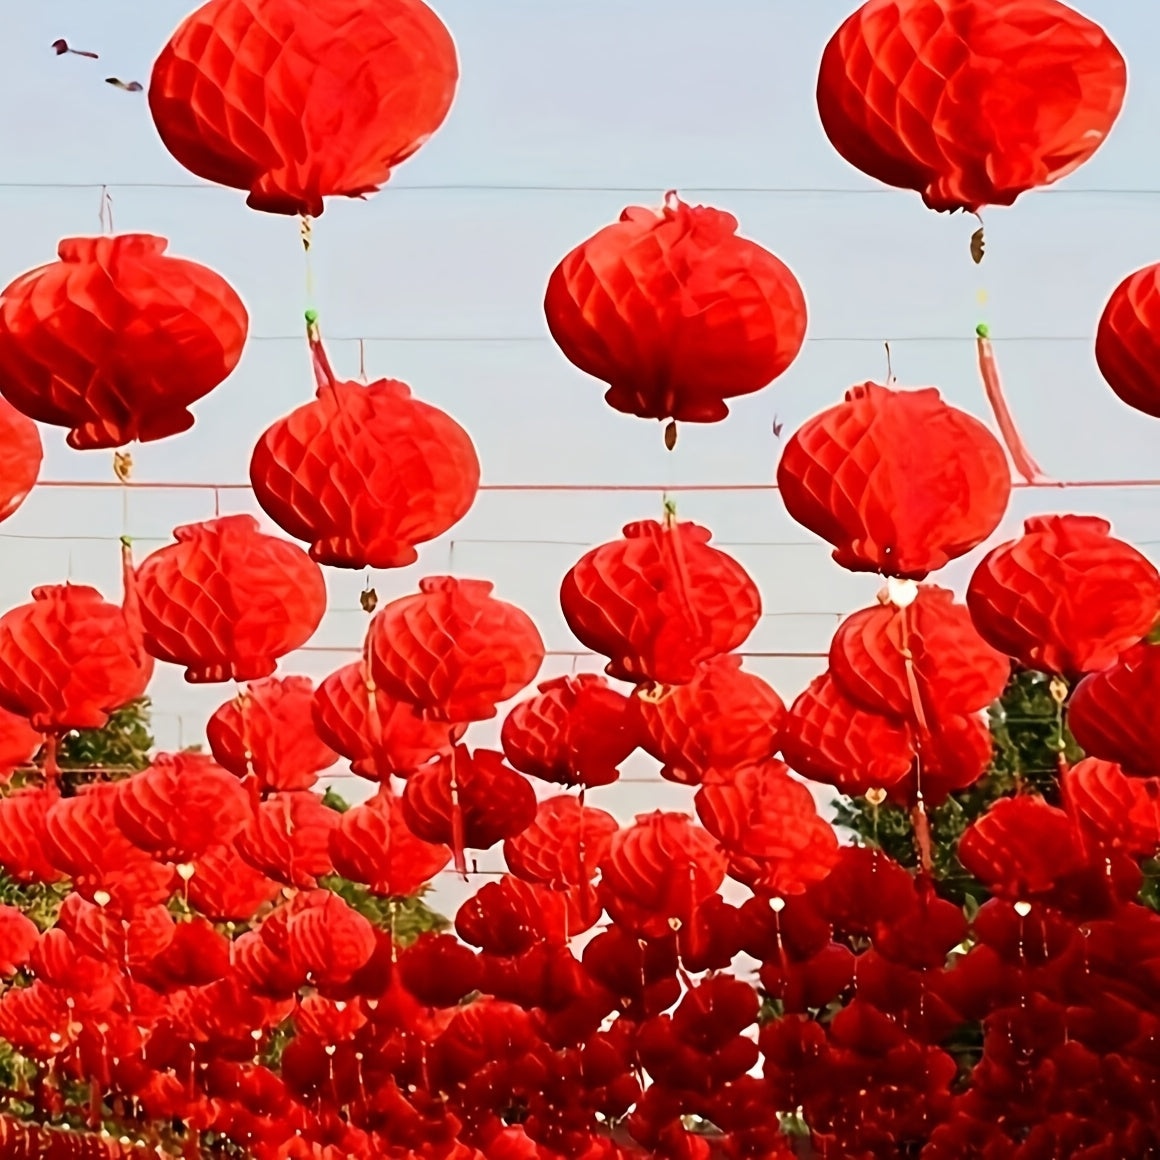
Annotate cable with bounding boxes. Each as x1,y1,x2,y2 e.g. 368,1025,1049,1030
242,333,1091,344
3,180,1160,195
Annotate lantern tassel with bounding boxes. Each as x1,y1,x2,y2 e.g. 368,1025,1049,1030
975,327,1049,485
120,535,147,668
306,310,338,393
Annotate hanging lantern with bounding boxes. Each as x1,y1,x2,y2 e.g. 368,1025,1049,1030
1068,643,1160,778
817,0,1126,213
500,674,639,789
367,576,545,722
207,675,339,792
0,787,63,884
777,382,1011,579
632,654,785,785
545,192,807,438
829,584,1010,723
0,399,40,525
330,788,451,897
1095,261,1160,419
312,660,464,780
234,790,339,889
148,0,458,217
0,234,247,450
503,795,619,891
135,514,327,683
0,706,40,782
401,746,537,874
966,515,1160,674
560,519,761,685
0,585,151,734
250,332,480,569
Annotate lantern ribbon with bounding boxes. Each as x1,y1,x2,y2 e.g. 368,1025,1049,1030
976,325,1049,485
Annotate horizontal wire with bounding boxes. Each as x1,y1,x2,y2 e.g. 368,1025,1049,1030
295,646,829,658
240,334,1093,344
3,181,1160,195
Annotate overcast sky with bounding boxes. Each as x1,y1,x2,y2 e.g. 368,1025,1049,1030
3,1,1160,910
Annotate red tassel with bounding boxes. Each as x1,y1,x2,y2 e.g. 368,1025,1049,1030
976,333,1049,485
307,315,338,393
120,536,147,668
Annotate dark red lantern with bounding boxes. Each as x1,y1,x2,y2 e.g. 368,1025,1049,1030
1096,262,1160,419
250,362,480,569
500,674,639,788
329,788,450,896
402,747,537,873
312,660,464,780
367,576,545,722
560,519,761,685
817,0,1126,213
0,584,151,733
135,514,327,683
1068,643,1160,778
0,398,40,524
966,515,1160,674
829,584,1010,723
0,234,247,449
777,383,1011,579
632,654,785,785
544,192,807,429
207,675,339,792
149,0,458,217
1062,757,1160,858
598,811,726,938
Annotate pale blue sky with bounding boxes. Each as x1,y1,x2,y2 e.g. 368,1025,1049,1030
3,1,1160,906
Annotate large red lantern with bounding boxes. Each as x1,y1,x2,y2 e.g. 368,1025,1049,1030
1096,262,1160,419
312,661,464,780
777,383,1011,579
632,654,785,785
0,234,247,450
148,0,458,217
503,795,619,891
1068,643,1160,778
561,519,761,686
207,676,339,792
135,515,327,683
817,0,1126,213
0,585,151,733
966,515,1160,674
0,398,40,524
250,358,480,569
234,790,339,889
544,192,807,432
829,584,1010,724
367,576,545,722
500,674,639,789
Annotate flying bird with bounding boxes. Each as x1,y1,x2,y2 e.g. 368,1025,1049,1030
105,77,144,92
52,39,99,59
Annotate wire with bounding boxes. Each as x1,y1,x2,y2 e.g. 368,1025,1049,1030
242,333,1092,344
3,180,1160,195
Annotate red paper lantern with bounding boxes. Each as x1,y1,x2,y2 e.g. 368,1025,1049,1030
817,0,1126,213
0,398,40,524
966,515,1160,674
1097,262,1160,419
329,788,451,896
401,747,537,868
368,576,545,722
207,675,338,792
1068,643,1160,778
829,584,1010,723
598,811,726,938
503,795,619,890
1062,757,1160,858
234,790,339,889
250,372,479,570
0,584,151,733
0,787,63,884
632,654,785,785
500,674,639,788
694,762,838,897
114,753,250,864
149,0,458,217
561,519,761,685
186,843,281,922
0,706,40,781
0,234,247,450
777,383,1011,579
312,661,463,779
135,514,327,683
545,192,807,427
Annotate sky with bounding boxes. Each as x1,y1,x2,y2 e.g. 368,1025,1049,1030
3,0,1160,911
